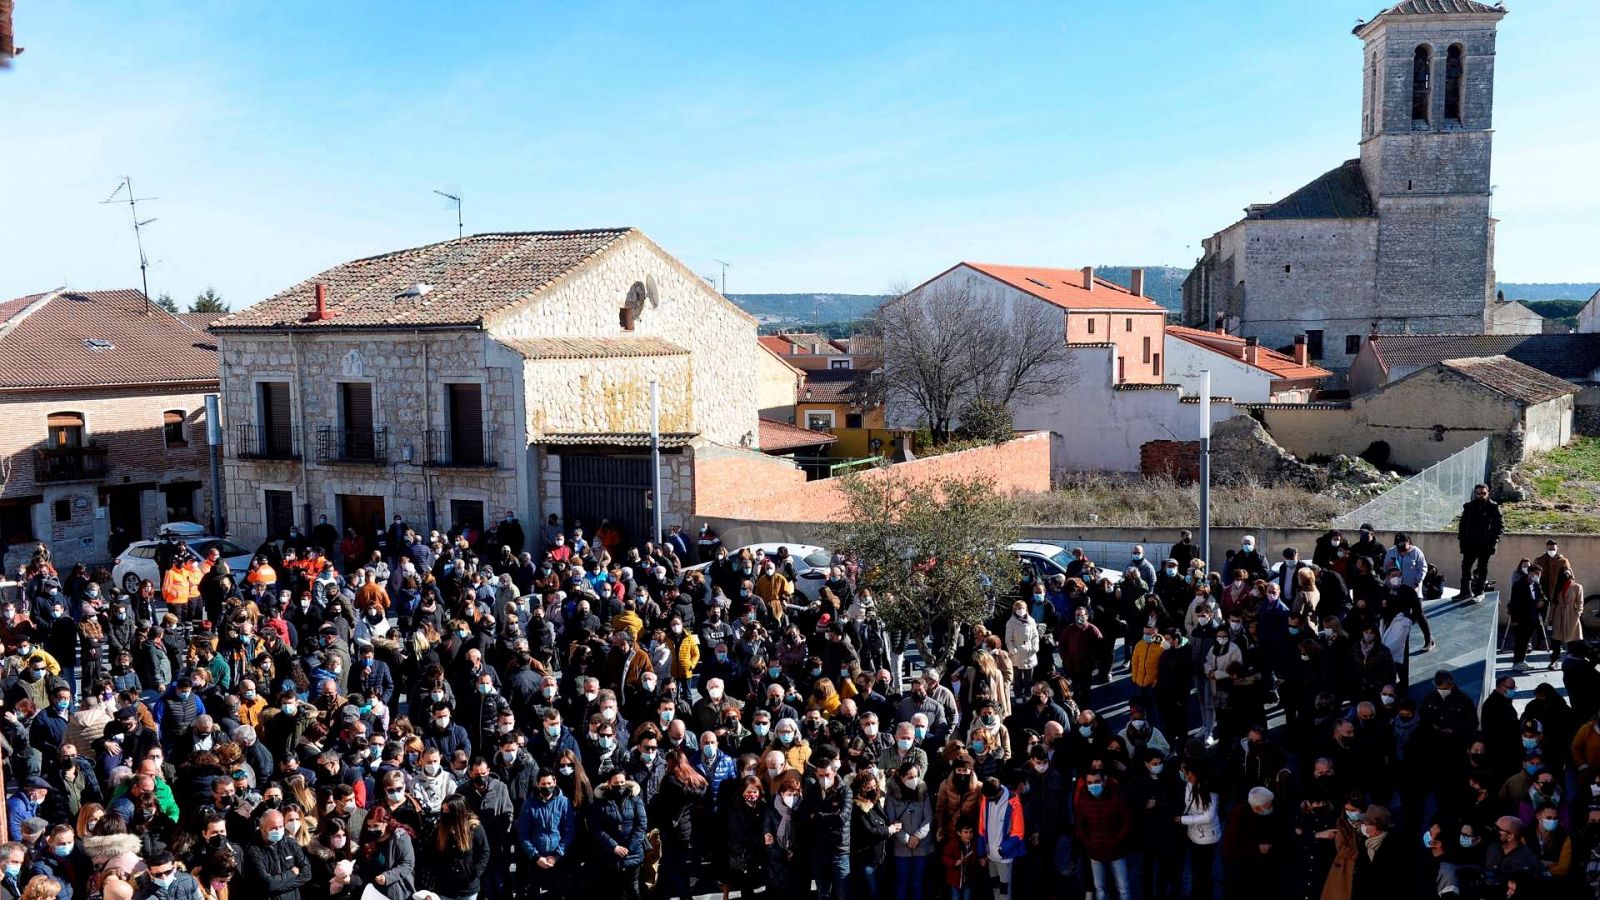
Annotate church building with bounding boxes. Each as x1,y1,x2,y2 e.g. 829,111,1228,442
1182,0,1507,372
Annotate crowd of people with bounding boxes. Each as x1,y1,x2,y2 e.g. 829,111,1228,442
0,487,1597,900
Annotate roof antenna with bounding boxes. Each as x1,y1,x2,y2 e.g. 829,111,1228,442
433,188,463,239
712,258,730,295
102,177,157,314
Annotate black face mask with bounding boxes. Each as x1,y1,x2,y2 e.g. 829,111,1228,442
538,786,557,800
953,773,973,791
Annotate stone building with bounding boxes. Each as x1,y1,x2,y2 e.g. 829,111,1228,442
1163,325,1332,403
210,228,762,550
0,289,220,570
1182,0,1507,371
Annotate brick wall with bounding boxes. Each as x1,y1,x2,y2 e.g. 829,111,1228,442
696,432,1051,522
1140,440,1200,481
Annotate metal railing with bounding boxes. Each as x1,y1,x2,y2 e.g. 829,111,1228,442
425,427,497,467
233,424,299,460
34,443,109,481
316,426,389,464
1333,438,1489,533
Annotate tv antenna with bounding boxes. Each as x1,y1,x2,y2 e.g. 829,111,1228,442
102,177,157,314
712,258,730,294
433,189,463,239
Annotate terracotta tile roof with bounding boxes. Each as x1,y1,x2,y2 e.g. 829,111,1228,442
959,263,1166,313
1244,160,1375,221
758,417,838,453
800,369,867,404
178,312,219,331
501,336,689,361
755,339,806,375
211,229,635,330
532,431,696,449
1373,0,1502,16
1439,356,1577,406
757,335,794,357
0,289,218,390
1367,334,1600,381
1165,325,1333,381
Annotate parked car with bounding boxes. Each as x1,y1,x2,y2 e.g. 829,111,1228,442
111,523,254,593
688,543,835,602
1008,541,1123,588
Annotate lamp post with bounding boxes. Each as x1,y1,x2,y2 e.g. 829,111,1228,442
649,379,663,544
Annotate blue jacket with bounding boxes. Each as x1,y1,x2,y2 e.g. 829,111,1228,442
516,791,576,860
694,749,738,813
420,722,472,759
588,782,648,869
528,726,581,770
6,792,39,840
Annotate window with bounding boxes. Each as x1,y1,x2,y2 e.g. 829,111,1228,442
1445,44,1464,121
447,383,485,465
0,500,38,543
1412,45,1432,124
1116,357,1125,383
163,410,188,449
339,382,375,459
1345,334,1363,355
449,499,485,532
829,359,851,370
1152,353,1161,378
263,490,295,541
1087,318,1096,335
806,411,835,430
1125,318,1133,332
1305,329,1324,361
47,411,85,448
53,499,71,522
258,381,292,456
162,483,196,522
1142,336,1151,363
845,413,863,429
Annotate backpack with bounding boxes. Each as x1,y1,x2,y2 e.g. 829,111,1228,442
1422,564,1445,601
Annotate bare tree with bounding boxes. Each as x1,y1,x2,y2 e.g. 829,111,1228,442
866,281,1078,443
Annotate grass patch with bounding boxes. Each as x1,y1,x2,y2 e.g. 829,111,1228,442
1502,436,1600,533
1013,472,1350,528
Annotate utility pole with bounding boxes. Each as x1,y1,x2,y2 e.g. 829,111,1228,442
102,177,157,313
1199,370,1212,569
649,379,663,544
712,259,730,294
433,189,463,239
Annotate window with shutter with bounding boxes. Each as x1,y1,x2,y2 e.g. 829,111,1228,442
448,383,484,465
340,383,375,459
259,382,292,456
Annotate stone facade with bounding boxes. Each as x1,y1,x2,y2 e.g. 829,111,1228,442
218,230,760,547
1182,5,1504,372
1,386,218,570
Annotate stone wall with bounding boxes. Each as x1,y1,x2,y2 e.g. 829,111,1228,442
524,354,693,435
487,232,760,448
695,432,1051,522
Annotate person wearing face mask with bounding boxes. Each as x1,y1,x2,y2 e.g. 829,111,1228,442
351,804,414,900
763,772,808,899
1226,536,1268,581
1416,669,1477,794
1058,606,1104,707
882,760,935,898
1352,626,1395,703
1073,769,1132,898
1483,815,1542,885
589,769,648,900
797,753,851,900
516,771,576,897
1345,805,1407,897
419,701,471,763
1201,621,1243,746
1004,601,1042,696
1221,786,1283,895
935,754,982,843
242,809,310,900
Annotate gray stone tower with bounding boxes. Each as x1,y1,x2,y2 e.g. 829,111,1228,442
1357,0,1506,328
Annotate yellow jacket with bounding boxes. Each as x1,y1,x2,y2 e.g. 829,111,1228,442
611,610,644,641
1571,718,1600,771
1131,640,1164,689
755,573,791,605
162,562,201,604
672,633,701,680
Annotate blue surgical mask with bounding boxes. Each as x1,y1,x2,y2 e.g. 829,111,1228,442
1525,763,1540,776
914,726,927,741
1086,783,1104,798
1345,810,1362,823
2,863,18,879
1522,737,1539,750
970,740,985,754
753,723,770,737
266,828,285,843
1541,818,1558,833
767,666,781,679
1459,835,1475,848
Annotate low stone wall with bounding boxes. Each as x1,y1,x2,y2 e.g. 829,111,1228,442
696,432,1051,523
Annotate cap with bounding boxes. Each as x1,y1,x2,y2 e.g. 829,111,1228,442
23,776,49,791
1360,523,1375,532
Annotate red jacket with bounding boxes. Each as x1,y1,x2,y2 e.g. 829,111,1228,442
1072,780,1131,861
940,835,980,888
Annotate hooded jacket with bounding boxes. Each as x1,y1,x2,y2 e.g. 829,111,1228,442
588,780,648,868
978,787,1026,861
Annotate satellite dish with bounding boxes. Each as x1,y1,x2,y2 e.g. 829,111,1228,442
645,274,660,308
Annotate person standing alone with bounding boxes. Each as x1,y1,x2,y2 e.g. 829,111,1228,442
1457,483,1503,600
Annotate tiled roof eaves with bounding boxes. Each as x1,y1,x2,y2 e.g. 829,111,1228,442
0,377,219,393
1233,401,1353,410
1112,383,1181,392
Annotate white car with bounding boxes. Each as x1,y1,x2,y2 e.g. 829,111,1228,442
1008,541,1124,586
689,543,835,602
111,522,255,594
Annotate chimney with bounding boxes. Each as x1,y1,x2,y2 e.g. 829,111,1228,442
306,283,338,322
1213,315,1227,336
1129,267,1145,297
1244,335,1260,366
1081,266,1095,291
1293,334,1309,366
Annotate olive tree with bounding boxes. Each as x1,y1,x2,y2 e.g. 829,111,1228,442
831,472,1020,672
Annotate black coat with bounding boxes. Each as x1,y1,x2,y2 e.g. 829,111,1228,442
650,774,705,847
1350,831,1410,899
724,798,767,878
802,780,852,857
422,823,491,899
1457,498,1504,551
588,782,649,869
850,801,891,871
244,838,312,900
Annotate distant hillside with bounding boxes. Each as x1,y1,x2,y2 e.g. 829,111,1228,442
1095,266,1188,313
1499,283,1599,303
725,293,887,326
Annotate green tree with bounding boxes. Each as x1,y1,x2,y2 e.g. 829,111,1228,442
830,472,1020,672
154,292,180,314
190,287,228,313
957,397,1014,444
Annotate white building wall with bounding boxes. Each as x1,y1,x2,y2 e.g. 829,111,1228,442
1162,338,1276,403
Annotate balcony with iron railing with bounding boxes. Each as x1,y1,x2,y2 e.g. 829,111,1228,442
233,424,300,461
317,426,389,464
425,427,497,468
33,443,110,482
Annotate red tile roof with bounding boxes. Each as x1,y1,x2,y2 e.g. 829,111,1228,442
799,369,866,404
759,417,838,453
960,263,1166,313
1165,325,1332,381
212,229,635,330
0,289,218,390
755,339,805,375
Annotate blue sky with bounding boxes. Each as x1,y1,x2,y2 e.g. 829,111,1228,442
2,1,1595,309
